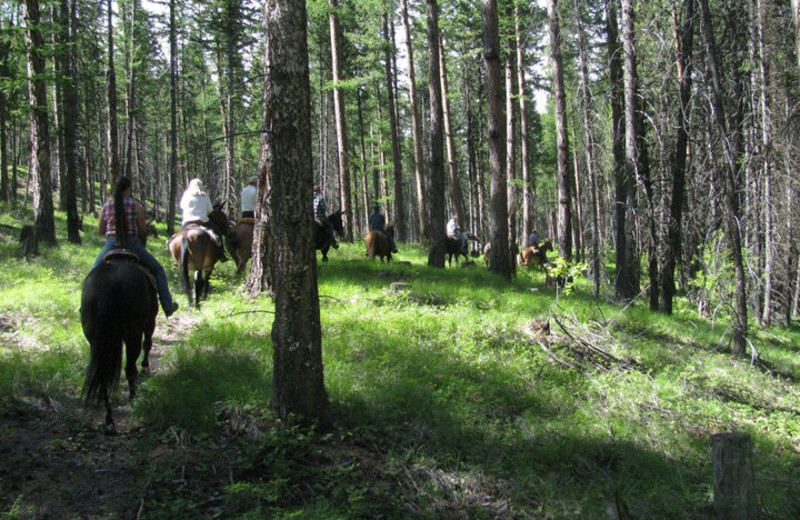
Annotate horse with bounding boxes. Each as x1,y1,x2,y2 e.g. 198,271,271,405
365,225,394,262
446,232,479,266
226,217,255,275
81,257,158,430
315,210,345,262
519,239,553,269
168,204,230,308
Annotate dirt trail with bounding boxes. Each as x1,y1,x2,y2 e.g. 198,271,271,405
0,311,198,519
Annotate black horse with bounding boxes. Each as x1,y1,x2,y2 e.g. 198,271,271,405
81,259,158,431
445,232,477,266
315,210,345,262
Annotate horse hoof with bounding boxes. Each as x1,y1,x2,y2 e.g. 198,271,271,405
103,423,118,436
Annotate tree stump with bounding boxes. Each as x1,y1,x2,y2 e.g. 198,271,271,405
712,432,759,520
19,225,39,259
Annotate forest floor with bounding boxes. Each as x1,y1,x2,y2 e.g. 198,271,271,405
0,312,206,519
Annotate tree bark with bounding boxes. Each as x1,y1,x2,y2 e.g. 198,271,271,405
549,0,572,261
59,0,80,243
660,0,695,313
505,33,517,257
483,0,512,280
427,0,446,267
0,18,8,202
262,0,328,422
621,0,658,309
606,0,636,299
400,0,429,240
25,0,56,245
711,433,759,520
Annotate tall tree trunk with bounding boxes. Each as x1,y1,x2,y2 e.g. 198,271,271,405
25,0,56,245
515,5,533,243
699,0,749,356
329,0,353,241
384,13,405,239
607,0,636,299
660,0,694,313
439,34,465,229
427,0,446,267
484,0,512,280
755,0,772,325
50,5,64,212
792,0,800,69
261,0,328,422
505,36,517,257
60,0,80,243
106,0,120,183
400,0,429,240
167,0,178,234
574,0,600,295
0,15,11,202
549,0,572,260
621,0,658,309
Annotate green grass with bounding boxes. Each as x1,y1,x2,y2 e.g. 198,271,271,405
1,201,799,519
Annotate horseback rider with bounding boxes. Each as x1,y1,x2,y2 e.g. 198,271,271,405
369,203,398,253
240,175,258,219
526,229,540,249
179,178,228,262
446,217,467,254
313,186,339,249
91,176,179,317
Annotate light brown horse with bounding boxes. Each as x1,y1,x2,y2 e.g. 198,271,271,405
226,217,255,275
168,206,230,308
519,239,553,269
365,225,394,262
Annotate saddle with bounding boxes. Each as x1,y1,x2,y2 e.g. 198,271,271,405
102,249,157,289
182,222,222,247
236,217,257,226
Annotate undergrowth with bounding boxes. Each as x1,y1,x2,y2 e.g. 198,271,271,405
0,201,798,519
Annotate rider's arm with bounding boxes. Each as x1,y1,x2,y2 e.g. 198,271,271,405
97,215,106,236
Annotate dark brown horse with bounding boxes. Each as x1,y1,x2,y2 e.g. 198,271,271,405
168,205,230,307
226,217,255,275
446,232,478,266
519,239,553,269
81,259,158,430
315,210,345,262
365,225,394,262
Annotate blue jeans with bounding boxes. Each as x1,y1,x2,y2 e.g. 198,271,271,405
91,236,175,314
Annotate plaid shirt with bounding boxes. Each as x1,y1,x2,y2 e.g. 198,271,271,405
101,196,140,236
313,191,327,222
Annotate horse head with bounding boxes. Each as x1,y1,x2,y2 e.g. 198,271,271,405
209,203,231,234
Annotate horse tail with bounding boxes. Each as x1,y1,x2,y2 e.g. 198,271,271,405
179,235,192,299
83,308,124,411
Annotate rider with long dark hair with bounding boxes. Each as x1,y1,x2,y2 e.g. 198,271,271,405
90,176,179,317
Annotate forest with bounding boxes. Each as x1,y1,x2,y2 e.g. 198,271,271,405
1,0,800,518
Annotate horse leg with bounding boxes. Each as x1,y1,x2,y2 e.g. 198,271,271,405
193,270,203,308
123,333,143,401
202,267,214,300
140,316,156,376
